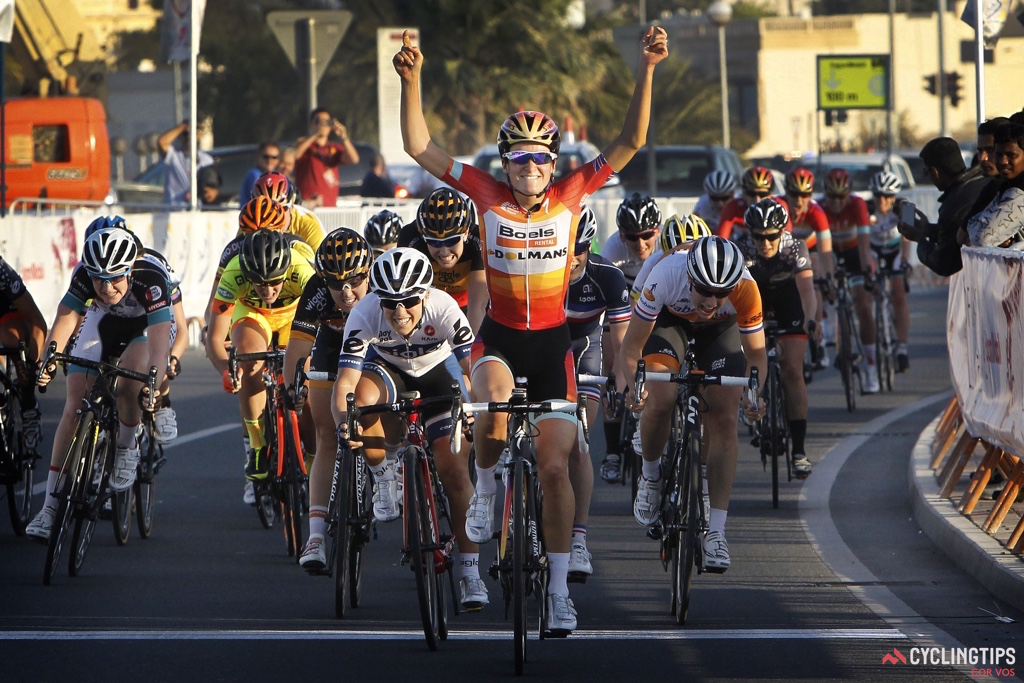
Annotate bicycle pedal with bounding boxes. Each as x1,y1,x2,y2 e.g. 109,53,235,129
542,627,572,639
646,524,663,541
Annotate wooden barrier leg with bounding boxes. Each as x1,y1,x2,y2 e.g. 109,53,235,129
958,444,1001,514
932,419,965,471
938,433,981,499
983,461,1024,534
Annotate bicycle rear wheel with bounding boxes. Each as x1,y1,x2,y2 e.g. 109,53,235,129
44,414,96,585
837,304,857,412
70,430,111,577
2,384,33,535
135,420,161,539
512,457,528,674
112,486,133,545
675,424,701,625
281,410,306,560
332,446,354,618
406,446,443,650
763,364,783,509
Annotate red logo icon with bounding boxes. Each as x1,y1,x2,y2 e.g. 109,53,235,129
882,648,907,665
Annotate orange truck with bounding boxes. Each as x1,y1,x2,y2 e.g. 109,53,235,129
1,96,110,211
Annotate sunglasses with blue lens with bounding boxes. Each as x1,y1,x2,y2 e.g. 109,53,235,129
423,235,463,249
502,151,558,166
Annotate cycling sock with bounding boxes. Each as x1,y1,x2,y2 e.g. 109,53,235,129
117,419,139,448
603,422,621,455
897,342,908,355
864,343,877,365
547,552,570,597
708,508,728,535
384,442,402,463
242,435,251,463
789,419,807,455
308,506,328,539
641,458,661,481
457,553,480,580
475,463,498,496
370,460,394,482
571,526,587,547
44,467,60,512
244,419,265,451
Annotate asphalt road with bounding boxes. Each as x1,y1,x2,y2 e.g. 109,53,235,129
1,285,1020,682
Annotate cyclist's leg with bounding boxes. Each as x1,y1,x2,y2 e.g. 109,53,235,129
231,315,271,477
776,292,810,473
0,311,46,450
891,252,911,351
568,331,599,569
638,322,685,475
304,384,335,547
599,325,623,479
354,363,403,522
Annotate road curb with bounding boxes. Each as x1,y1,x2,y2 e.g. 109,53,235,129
909,412,1024,613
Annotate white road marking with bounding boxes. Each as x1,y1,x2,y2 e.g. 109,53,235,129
0,628,906,641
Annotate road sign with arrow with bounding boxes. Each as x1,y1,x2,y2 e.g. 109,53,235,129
816,54,889,110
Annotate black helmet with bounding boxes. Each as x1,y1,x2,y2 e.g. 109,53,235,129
364,210,403,250
616,193,661,234
744,198,789,235
239,229,291,283
316,228,374,282
417,188,472,239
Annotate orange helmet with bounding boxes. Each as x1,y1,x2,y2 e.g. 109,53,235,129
824,168,851,196
239,196,288,233
741,166,773,194
785,167,815,195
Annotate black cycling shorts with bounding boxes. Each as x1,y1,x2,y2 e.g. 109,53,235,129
759,281,806,337
309,326,344,387
361,351,460,444
643,313,745,377
471,316,575,403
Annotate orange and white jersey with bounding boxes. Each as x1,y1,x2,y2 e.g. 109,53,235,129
443,157,614,331
634,250,764,333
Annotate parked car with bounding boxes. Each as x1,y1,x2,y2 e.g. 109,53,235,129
617,145,744,197
801,153,916,194
471,141,625,199
112,141,377,206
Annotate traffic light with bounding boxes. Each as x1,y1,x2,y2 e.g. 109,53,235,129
924,74,938,95
946,72,963,108
824,110,848,127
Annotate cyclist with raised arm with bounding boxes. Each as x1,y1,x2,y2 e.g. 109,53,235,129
283,229,374,570
397,188,488,333
718,166,774,241
736,200,819,477
27,228,172,541
693,170,738,233
363,209,402,256
331,248,485,609
564,206,630,577
867,171,912,373
774,167,833,367
0,254,47,455
617,236,766,572
394,25,668,634
820,168,879,394
205,230,315,482
251,171,326,249
602,193,662,289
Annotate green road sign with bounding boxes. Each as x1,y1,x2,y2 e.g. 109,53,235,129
816,55,890,110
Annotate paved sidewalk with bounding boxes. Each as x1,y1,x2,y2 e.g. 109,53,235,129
910,408,1024,613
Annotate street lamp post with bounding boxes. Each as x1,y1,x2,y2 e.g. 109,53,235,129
707,1,733,150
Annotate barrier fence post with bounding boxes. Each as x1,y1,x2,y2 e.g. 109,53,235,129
957,443,1002,514
982,456,1023,535
930,397,962,470
938,432,982,499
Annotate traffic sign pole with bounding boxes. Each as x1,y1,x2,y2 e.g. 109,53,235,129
304,18,317,112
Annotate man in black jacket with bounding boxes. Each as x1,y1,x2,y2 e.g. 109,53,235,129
901,137,994,276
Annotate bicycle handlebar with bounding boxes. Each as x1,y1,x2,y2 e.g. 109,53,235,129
227,347,286,392
37,341,159,403
635,358,759,408
449,386,577,455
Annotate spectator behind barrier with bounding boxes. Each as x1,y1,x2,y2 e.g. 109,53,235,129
902,137,991,276
240,142,281,201
964,123,1024,249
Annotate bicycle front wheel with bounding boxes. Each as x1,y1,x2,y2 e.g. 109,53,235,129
70,430,112,577
763,364,782,509
837,304,857,412
2,384,33,535
406,447,442,650
332,446,354,618
675,424,701,625
112,486,133,545
43,414,97,585
135,420,161,539
349,454,372,609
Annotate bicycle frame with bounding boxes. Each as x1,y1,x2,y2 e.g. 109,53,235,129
833,268,865,411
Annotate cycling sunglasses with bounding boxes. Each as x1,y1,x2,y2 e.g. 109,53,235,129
379,295,423,310
327,273,368,291
622,230,658,242
252,278,286,288
691,283,734,299
745,190,771,199
709,194,733,202
502,151,558,165
423,235,462,249
752,232,783,242
89,273,128,284
788,191,812,199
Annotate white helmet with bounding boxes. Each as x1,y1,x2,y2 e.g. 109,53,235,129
868,171,902,196
82,228,138,278
369,247,434,298
703,170,737,197
687,236,744,292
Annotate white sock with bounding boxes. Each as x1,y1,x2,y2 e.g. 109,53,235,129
44,467,60,512
384,443,402,463
457,552,480,580
708,508,728,535
641,458,661,481
370,460,394,482
308,506,328,539
117,420,139,448
864,343,877,365
475,463,497,496
547,552,570,597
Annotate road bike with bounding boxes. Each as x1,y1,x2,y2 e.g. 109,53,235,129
758,321,790,509
868,266,907,393
0,344,36,535
37,341,157,585
229,347,309,560
452,382,578,675
348,389,461,650
636,351,757,625
830,268,865,412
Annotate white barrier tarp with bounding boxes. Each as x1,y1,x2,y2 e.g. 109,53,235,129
947,247,1024,455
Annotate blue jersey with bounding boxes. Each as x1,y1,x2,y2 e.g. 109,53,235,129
565,253,630,339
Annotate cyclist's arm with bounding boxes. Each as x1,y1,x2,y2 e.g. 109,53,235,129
394,32,453,181
40,303,83,362
331,366,362,426
283,337,313,390
796,271,818,328
12,289,48,361
457,356,472,396
616,315,656,398
602,26,668,172
169,299,188,362
145,320,172,392
205,301,234,373
467,269,487,334
607,319,628,380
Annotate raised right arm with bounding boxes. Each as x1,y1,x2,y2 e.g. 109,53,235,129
393,31,453,181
